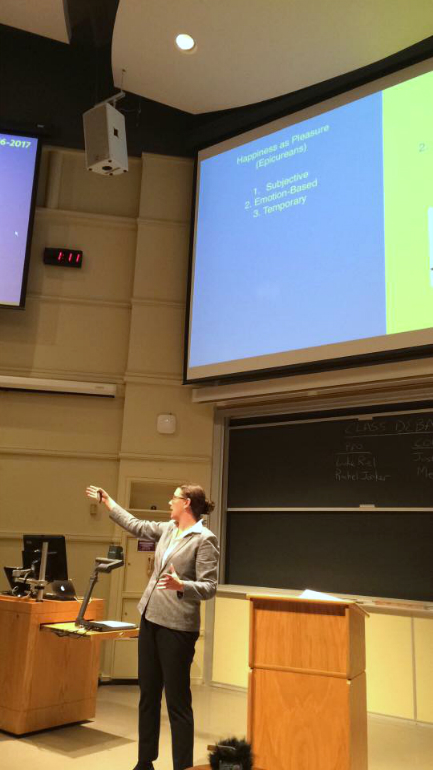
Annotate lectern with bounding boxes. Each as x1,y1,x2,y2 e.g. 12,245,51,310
248,595,368,770
0,594,104,734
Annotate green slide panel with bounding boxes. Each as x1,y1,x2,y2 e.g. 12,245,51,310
382,71,433,334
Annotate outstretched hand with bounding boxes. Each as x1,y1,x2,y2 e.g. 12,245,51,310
157,563,184,592
86,485,114,510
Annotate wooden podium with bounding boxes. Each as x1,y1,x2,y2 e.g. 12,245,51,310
0,594,105,734
247,595,368,770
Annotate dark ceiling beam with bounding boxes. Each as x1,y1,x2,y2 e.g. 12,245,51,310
63,0,119,47
63,0,120,103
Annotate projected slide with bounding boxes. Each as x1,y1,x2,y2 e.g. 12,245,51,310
382,75,433,334
187,69,433,380
0,133,39,307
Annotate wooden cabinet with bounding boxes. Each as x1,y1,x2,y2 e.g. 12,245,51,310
0,595,103,734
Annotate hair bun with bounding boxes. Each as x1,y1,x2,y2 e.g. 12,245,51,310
179,483,214,521
204,499,215,516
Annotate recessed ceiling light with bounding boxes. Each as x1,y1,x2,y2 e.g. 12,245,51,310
175,33,196,52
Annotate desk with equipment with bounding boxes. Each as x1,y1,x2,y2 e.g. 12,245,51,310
0,536,138,735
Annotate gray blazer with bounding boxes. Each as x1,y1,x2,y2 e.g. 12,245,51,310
110,504,219,632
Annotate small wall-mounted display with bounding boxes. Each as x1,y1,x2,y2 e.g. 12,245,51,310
44,248,83,268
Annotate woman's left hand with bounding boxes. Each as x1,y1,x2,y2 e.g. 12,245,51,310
157,563,184,592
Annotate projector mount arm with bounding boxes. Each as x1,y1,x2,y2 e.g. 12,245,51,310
75,550,124,627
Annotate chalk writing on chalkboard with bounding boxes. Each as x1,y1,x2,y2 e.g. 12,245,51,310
344,416,433,437
413,436,433,480
226,410,433,599
228,410,433,508
335,443,390,483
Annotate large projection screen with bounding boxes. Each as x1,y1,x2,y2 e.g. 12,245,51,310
0,132,41,309
185,60,433,383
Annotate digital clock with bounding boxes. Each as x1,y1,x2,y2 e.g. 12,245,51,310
43,248,83,268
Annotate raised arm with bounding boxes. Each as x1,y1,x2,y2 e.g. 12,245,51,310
86,485,166,541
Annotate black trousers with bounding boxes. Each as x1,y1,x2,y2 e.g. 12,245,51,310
137,616,199,770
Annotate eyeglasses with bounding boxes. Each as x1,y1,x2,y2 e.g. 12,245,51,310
170,495,187,502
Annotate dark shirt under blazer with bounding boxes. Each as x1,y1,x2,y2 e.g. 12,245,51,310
110,504,219,632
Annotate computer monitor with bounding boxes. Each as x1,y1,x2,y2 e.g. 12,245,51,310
22,535,68,583
3,565,30,596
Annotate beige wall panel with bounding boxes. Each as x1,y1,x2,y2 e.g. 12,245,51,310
0,298,130,377
121,383,214,459
414,618,433,723
122,597,142,627
116,463,212,518
129,480,178,511
123,538,154,594
29,213,136,302
134,222,190,302
191,635,204,682
0,539,26,591
126,304,184,377
140,156,193,222
0,391,123,455
112,638,138,678
56,152,142,218
0,455,118,535
66,539,114,600
365,613,414,719
213,596,249,688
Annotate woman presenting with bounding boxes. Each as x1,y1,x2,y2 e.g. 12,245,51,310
86,483,219,770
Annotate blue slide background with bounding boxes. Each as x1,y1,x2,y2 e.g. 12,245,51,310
0,135,39,305
189,93,385,368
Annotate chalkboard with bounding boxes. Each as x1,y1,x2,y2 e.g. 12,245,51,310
225,511,433,602
227,411,433,508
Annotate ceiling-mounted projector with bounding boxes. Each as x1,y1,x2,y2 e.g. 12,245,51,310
83,99,128,176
